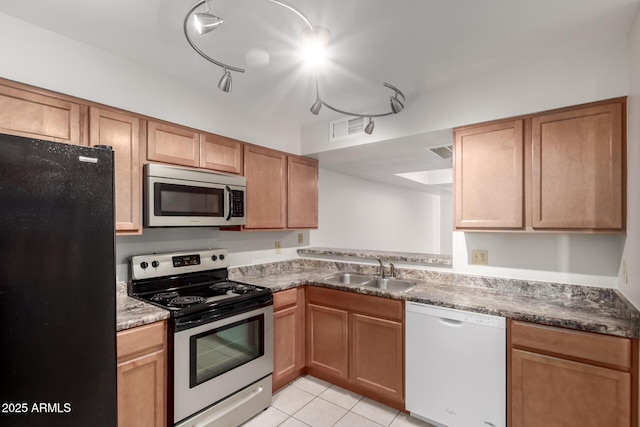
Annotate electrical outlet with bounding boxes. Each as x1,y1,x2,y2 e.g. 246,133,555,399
298,233,304,245
471,249,489,265
275,241,281,254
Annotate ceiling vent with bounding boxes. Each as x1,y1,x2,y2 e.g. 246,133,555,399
428,144,453,159
329,117,365,141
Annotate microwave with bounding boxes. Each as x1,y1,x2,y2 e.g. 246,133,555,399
144,163,246,227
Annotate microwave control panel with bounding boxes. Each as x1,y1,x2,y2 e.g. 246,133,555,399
231,190,245,217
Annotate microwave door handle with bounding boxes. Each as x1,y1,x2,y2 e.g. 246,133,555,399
225,186,233,221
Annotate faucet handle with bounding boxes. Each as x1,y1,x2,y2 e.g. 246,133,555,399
377,258,385,279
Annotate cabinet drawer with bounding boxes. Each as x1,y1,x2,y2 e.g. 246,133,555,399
274,288,299,311
510,321,631,370
117,321,166,361
307,287,403,321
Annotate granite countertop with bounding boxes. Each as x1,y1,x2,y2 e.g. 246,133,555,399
297,247,452,267
116,282,169,331
115,258,640,339
229,259,640,339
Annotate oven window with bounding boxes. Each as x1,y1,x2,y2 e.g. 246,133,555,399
190,315,264,388
154,183,224,217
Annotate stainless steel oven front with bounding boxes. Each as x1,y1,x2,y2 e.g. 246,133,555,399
173,304,274,427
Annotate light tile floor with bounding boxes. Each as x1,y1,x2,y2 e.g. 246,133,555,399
241,375,435,427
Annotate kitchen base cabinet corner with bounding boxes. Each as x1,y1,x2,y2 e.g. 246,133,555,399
509,320,636,427
273,287,306,392
117,321,167,427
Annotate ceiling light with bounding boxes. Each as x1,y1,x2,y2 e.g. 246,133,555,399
183,0,407,128
301,27,331,67
364,118,375,135
193,0,223,35
310,98,322,115
390,94,405,114
218,68,232,92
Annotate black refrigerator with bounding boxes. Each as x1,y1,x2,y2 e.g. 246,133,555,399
0,134,118,426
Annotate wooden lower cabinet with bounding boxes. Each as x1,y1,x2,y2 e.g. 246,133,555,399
117,321,167,427
306,303,350,380
350,313,404,402
509,320,635,427
273,287,306,391
306,287,405,410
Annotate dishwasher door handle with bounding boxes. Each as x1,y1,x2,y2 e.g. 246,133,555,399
438,317,463,327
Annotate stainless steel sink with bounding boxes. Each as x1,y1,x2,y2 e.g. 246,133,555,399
362,277,416,292
324,273,373,285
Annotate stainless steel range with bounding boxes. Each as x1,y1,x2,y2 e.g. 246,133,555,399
129,249,273,427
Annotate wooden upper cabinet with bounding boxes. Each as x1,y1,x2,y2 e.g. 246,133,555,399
200,133,243,174
89,107,142,235
454,98,626,232
0,81,81,145
287,156,318,229
244,145,287,229
146,121,200,167
531,100,624,230
454,119,524,229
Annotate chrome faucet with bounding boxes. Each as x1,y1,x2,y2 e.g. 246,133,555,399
389,262,396,278
377,258,386,278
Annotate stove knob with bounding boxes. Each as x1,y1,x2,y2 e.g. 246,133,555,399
151,260,160,268
211,255,218,261
219,254,225,261
140,261,149,269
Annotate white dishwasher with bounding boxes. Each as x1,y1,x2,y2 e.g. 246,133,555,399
406,302,506,427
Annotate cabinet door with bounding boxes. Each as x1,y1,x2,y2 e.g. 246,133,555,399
273,288,305,391
0,81,81,145
244,145,286,229
511,349,630,427
531,101,624,230
117,321,166,427
147,121,200,167
199,133,243,174
117,350,166,427
454,120,524,229
89,107,141,234
287,156,318,229
350,313,404,403
306,303,349,381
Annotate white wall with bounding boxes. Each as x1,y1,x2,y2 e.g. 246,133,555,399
619,9,640,304
115,229,308,283
0,12,301,154
309,169,446,254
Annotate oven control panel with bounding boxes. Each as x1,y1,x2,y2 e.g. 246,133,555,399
131,249,229,280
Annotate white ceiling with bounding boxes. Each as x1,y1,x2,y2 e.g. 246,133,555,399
0,0,638,192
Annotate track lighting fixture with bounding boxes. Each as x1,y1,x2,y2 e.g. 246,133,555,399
218,68,232,92
193,0,223,35
310,98,322,115
183,0,407,132
364,118,375,135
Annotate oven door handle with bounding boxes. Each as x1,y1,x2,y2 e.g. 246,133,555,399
224,186,233,221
